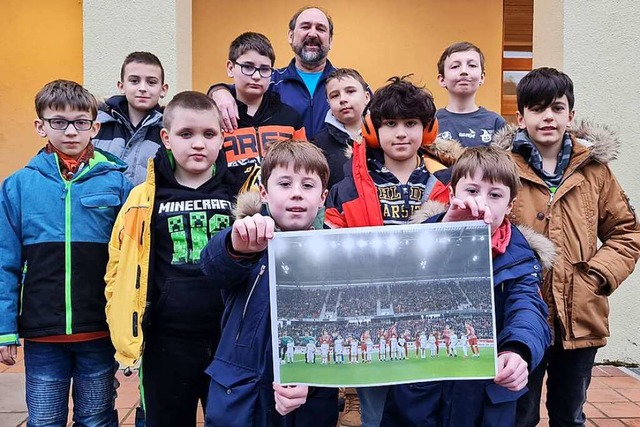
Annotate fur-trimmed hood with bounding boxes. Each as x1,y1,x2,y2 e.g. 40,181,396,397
232,190,263,220
492,120,619,164
232,190,326,230
410,201,557,270
342,137,465,168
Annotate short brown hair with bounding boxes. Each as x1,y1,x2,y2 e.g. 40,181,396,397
35,80,98,119
437,41,485,76
229,32,276,65
120,51,165,83
451,146,520,201
326,68,368,93
261,139,329,190
163,91,222,130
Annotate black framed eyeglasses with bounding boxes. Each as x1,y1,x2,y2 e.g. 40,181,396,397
233,62,273,78
42,118,95,131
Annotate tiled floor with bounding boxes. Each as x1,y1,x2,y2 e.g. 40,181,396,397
1,345,639,426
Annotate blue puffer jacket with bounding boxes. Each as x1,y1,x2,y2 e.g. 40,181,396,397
0,148,132,344
381,219,552,427
270,59,336,140
201,192,338,427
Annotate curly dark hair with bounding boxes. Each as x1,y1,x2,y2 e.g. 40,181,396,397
369,75,436,131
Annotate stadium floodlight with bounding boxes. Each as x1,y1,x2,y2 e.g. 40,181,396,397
307,234,329,259
271,235,288,257
472,255,478,262
342,237,355,253
386,234,400,253
370,237,383,251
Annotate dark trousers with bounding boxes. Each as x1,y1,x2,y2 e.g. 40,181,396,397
517,345,598,427
141,332,216,427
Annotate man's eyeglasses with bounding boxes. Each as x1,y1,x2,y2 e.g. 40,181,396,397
41,118,95,131
234,62,273,78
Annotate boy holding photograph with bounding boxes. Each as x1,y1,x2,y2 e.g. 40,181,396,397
381,146,553,426
200,139,338,427
326,76,460,427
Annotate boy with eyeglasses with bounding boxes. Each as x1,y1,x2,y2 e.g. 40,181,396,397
223,32,306,196
0,79,132,426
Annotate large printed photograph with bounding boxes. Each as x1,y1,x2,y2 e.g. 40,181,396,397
269,221,498,387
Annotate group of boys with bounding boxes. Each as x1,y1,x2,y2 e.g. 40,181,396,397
1,5,639,427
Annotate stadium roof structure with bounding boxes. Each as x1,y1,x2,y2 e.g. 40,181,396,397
271,222,491,286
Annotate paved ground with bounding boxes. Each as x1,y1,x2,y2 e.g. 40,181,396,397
1,345,639,426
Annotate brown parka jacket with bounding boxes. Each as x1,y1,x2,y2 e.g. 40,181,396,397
493,121,640,350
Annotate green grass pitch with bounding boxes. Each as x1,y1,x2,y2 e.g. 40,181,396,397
280,347,496,386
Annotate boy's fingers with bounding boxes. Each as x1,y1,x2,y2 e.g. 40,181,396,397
252,214,268,244
265,217,275,239
483,204,493,224
232,221,249,242
229,104,239,130
0,347,16,366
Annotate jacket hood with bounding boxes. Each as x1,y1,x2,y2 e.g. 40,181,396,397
232,190,325,230
26,146,127,178
152,144,233,191
423,137,466,168
344,137,464,167
492,120,619,164
410,201,557,270
324,110,353,136
236,91,284,128
98,95,163,126
233,190,264,219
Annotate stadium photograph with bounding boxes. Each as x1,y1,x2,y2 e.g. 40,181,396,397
268,221,498,387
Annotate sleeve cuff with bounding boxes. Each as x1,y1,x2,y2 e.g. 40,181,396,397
499,341,531,367
0,333,20,346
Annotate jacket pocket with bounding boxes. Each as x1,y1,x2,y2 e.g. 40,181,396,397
205,359,260,427
569,262,610,339
80,193,122,208
80,193,123,241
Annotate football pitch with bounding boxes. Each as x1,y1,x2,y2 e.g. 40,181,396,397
279,347,496,386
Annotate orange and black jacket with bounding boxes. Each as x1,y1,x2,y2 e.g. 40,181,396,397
223,91,305,195
325,139,453,228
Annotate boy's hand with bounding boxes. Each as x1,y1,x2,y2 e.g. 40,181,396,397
273,383,308,416
494,351,528,391
0,345,17,366
230,214,275,254
208,87,239,132
442,196,493,225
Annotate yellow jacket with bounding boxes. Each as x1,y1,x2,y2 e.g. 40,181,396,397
105,160,155,367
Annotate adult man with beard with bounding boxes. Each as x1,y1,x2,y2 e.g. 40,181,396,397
208,6,336,139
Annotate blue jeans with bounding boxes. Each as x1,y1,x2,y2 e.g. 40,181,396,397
24,337,118,427
357,386,389,427
516,345,598,427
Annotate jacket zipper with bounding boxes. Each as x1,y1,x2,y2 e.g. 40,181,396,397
60,157,92,335
236,264,267,340
63,181,73,334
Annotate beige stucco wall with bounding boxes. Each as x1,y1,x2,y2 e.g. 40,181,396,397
534,0,640,364
83,0,192,100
